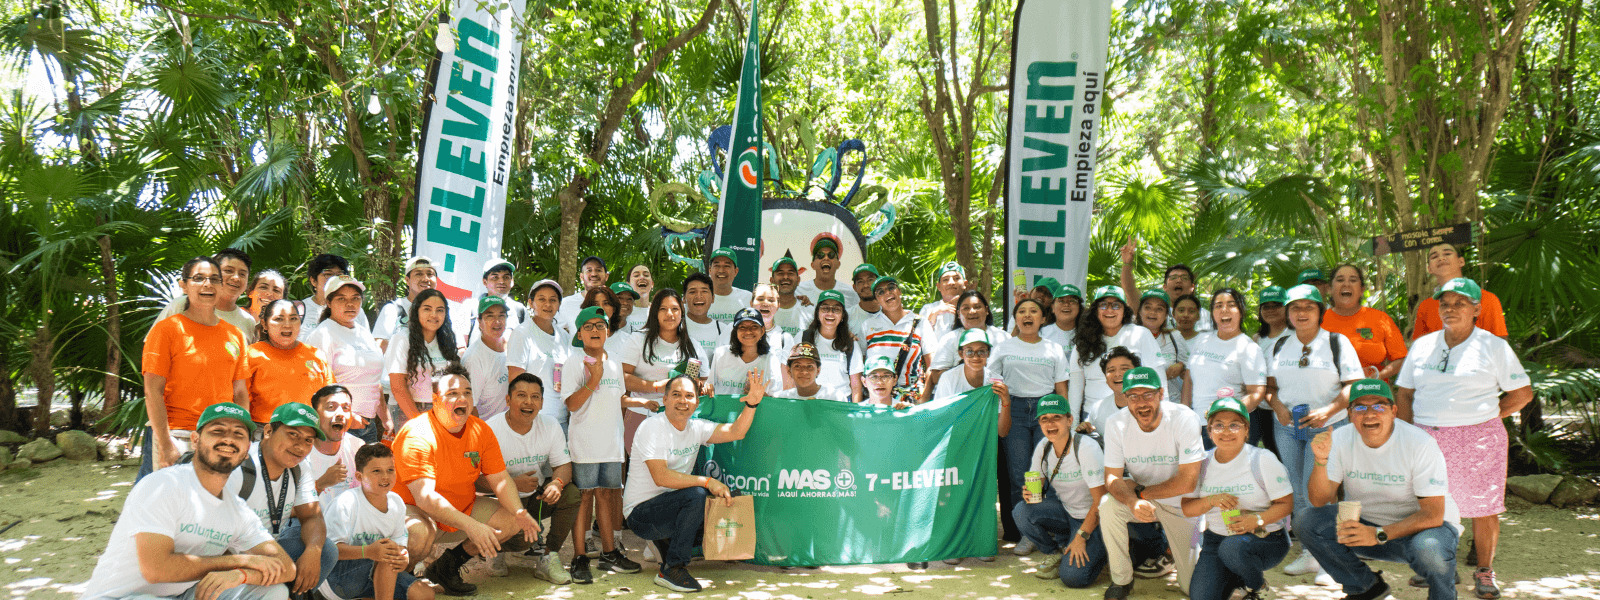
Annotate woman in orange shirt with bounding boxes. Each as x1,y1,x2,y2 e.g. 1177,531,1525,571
245,299,333,427
139,256,249,481
1320,264,1407,380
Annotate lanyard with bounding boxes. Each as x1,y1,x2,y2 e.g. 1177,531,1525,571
1039,438,1071,483
260,448,292,535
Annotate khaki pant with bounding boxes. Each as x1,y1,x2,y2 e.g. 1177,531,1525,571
1098,493,1200,592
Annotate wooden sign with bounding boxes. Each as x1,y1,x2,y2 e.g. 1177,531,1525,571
1368,222,1473,257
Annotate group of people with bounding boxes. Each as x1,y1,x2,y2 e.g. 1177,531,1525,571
90,234,1530,600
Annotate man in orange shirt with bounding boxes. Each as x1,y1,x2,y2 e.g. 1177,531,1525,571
394,362,540,595
1410,243,1508,340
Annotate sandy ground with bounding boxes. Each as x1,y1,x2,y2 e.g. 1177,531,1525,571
3,459,1599,599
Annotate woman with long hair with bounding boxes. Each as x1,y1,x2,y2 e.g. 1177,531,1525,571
991,298,1071,541
245,269,286,313
1137,289,1190,405
1071,287,1165,432
1042,284,1083,349
709,308,783,397
384,288,460,425
305,275,385,442
624,264,655,332
799,290,865,401
921,290,1009,402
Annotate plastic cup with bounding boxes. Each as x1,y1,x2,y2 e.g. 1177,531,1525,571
1338,500,1362,524
1221,508,1242,527
1024,471,1044,503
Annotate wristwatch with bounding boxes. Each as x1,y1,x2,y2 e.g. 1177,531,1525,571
1077,530,1091,540
1375,528,1389,543
1132,484,1146,499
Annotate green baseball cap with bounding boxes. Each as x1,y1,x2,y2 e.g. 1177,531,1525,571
708,247,738,266
865,355,896,374
570,306,609,347
1206,395,1250,425
1297,268,1327,284
196,403,256,433
1284,284,1324,305
957,328,992,348
1434,277,1482,303
481,257,515,278
1033,277,1061,297
817,289,846,306
1037,394,1071,417
1121,366,1162,392
811,233,841,255
1053,283,1084,299
269,402,327,440
609,282,640,299
872,275,898,291
852,263,880,279
1140,288,1172,305
1349,378,1394,404
1093,285,1127,304
1258,285,1287,305
477,294,508,315
936,261,966,279
771,256,798,272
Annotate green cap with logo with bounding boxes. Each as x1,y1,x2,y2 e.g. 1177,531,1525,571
1140,288,1172,305
771,256,798,272
270,402,328,440
1032,277,1061,296
853,263,880,279
1433,277,1482,303
1258,285,1287,306
811,233,841,255
609,282,640,299
1349,378,1394,404
707,247,738,266
570,306,609,347
958,328,992,348
197,402,256,433
477,294,507,315
872,275,898,291
865,355,896,374
816,289,846,306
1094,285,1127,304
1121,366,1162,392
935,261,966,279
1284,283,1324,305
1054,283,1084,300
1206,393,1250,425
1297,268,1327,284
1036,393,1071,417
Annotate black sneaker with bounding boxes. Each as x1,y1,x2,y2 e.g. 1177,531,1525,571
1344,571,1390,600
655,565,703,592
600,549,642,574
1132,553,1174,578
906,562,929,570
423,552,478,596
570,555,594,584
1103,582,1132,599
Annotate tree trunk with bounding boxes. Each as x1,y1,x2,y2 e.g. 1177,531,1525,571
29,323,54,438
98,231,122,428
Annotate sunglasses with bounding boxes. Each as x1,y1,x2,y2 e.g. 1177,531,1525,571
1299,344,1313,368
1436,346,1452,373
1352,403,1390,413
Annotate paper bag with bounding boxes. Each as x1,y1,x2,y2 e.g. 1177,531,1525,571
703,495,756,561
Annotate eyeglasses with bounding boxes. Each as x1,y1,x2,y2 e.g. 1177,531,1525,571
579,322,608,332
866,372,896,381
961,348,990,357
1098,303,1123,312
1208,422,1246,433
187,275,223,285
818,305,844,314
1436,346,1452,373
1299,344,1313,368
1352,403,1390,413
1125,390,1161,402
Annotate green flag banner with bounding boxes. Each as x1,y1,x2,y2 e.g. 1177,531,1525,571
690,388,999,566
710,0,764,291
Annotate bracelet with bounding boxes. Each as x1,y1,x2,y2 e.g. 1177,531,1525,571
1314,460,1328,466
549,477,564,489
235,569,248,585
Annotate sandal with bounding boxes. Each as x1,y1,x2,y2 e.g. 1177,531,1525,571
1474,568,1501,599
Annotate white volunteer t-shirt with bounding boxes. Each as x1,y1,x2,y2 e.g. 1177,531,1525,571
1040,324,1076,355
802,332,865,392
796,280,860,310
685,317,726,363
1070,325,1168,428
1030,437,1106,519
774,302,812,337
1325,420,1462,533
1102,402,1206,508
932,368,994,401
917,300,958,333
1152,329,1190,404
620,333,707,416
847,305,880,338
625,308,649,334
764,327,795,360
554,292,587,338
989,336,1069,397
305,320,386,418
1186,332,1267,416
1191,445,1293,535
462,338,510,418
384,336,448,408
225,443,320,531
152,301,258,344
302,433,363,506
1266,331,1362,423
560,351,627,463
930,325,1009,371
778,385,850,401
370,297,412,342
300,294,371,340
486,412,572,497
622,414,718,517
1397,328,1530,427
1256,329,1291,357
707,288,754,324
709,345,784,396
505,321,570,423
82,465,275,600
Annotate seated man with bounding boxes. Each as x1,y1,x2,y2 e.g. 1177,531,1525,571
394,362,541,596
1302,379,1460,600
482,373,581,584
82,403,295,600
226,403,340,597
1099,366,1205,599
623,372,763,592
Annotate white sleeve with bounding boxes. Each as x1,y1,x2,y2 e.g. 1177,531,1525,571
1493,337,1530,391
1394,339,1419,389
1068,349,1086,420
544,421,572,469
324,492,353,543
849,343,864,375
293,466,318,508
371,303,399,341
1325,431,1348,485
383,337,408,376
1260,451,1294,501
504,327,530,370
1335,334,1364,382
1412,434,1452,498
387,494,409,545
1051,341,1070,384
559,354,583,403
1081,440,1105,489
1175,409,1206,465
228,498,276,553
636,421,673,461
1102,420,1125,470
123,476,181,537
694,418,720,446
1241,339,1267,386
617,334,645,368
1172,333,1190,365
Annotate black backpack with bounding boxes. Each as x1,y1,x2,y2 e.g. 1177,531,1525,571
1272,331,1345,380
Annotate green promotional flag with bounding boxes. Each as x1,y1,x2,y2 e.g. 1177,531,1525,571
691,388,999,566
711,0,764,292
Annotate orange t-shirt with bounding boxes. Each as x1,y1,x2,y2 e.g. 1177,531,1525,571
142,314,248,430
394,411,506,526
1321,306,1408,372
1411,289,1507,340
244,341,333,423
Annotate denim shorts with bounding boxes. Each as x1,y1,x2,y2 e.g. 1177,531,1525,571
325,558,419,600
573,461,624,489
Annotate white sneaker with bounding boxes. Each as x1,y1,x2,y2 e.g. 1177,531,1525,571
1283,550,1320,575
1314,569,1337,587
642,541,659,563
1012,538,1035,556
531,552,573,584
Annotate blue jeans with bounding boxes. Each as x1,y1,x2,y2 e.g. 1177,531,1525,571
1002,396,1044,515
327,557,419,600
1274,419,1341,519
348,416,383,444
275,519,338,589
1190,530,1290,600
1300,504,1459,600
625,487,710,569
1011,500,1108,587
122,583,287,600
137,427,191,483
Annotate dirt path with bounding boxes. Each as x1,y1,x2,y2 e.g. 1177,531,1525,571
3,459,1597,598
